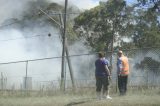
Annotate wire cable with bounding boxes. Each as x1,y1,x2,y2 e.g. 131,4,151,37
0,32,60,43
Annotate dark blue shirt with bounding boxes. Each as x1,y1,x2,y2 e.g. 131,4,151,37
95,58,109,77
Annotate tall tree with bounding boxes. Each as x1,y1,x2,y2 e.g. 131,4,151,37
74,0,135,51
74,0,160,51
132,0,160,47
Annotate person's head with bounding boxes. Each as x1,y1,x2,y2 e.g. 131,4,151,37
117,50,123,57
98,52,105,58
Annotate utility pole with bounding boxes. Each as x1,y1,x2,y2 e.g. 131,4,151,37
60,0,68,91
39,0,75,91
59,13,75,91
65,46,75,90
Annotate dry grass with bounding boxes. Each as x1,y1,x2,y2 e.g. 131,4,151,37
0,89,159,106
73,95,160,106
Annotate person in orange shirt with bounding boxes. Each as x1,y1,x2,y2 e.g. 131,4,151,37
117,50,129,96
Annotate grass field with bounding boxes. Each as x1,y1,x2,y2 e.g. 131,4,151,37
0,89,159,106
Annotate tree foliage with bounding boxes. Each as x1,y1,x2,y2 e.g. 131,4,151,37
74,0,135,51
74,0,160,51
137,0,160,11
132,1,160,48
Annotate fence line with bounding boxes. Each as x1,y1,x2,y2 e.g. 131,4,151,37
0,47,159,91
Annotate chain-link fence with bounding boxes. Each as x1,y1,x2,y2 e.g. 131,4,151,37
120,47,160,87
0,47,159,92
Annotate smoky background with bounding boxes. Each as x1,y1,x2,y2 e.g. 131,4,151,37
0,0,159,92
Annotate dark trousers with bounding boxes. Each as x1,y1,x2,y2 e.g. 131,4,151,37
118,75,128,95
96,76,109,92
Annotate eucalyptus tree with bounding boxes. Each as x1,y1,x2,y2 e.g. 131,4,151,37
74,0,134,51
74,0,160,51
131,0,160,47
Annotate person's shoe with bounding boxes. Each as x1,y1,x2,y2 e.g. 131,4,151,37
106,95,112,99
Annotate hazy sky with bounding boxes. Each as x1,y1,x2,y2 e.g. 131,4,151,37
53,0,137,10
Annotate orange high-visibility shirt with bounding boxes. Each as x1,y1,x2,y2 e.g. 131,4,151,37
120,56,129,75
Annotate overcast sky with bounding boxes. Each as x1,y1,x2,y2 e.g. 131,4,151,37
53,0,137,10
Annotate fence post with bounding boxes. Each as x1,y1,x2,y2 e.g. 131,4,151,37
145,65,149,88
25,61,28,90
1,72,3,90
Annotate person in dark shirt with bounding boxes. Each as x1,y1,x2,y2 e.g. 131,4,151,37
95,52,112,100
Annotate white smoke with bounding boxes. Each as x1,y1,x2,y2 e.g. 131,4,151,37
0,0,30,24
0,0,94,90
50,0,99,10
0,0,62,89
0,24,63,89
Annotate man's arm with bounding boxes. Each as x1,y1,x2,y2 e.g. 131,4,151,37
105,65,111,80
105,65,110,75
117,58,122,75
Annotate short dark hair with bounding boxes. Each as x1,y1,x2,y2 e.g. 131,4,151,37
98,52,105,58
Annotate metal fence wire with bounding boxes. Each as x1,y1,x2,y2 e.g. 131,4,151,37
106,47,160,88
67,47,160,89
0,47,159,91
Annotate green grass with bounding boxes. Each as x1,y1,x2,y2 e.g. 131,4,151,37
0,89,159,106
